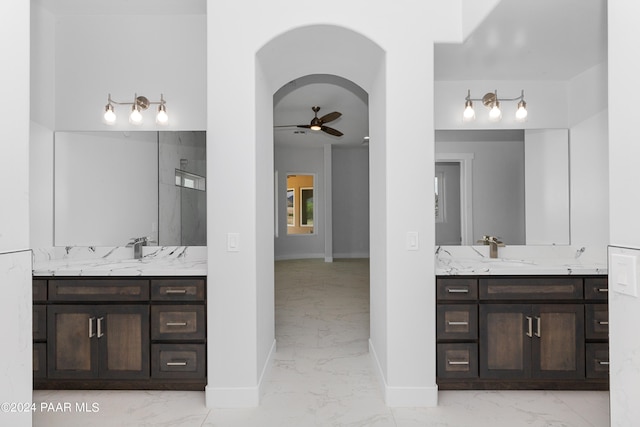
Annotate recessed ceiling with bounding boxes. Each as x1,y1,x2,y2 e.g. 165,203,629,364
435,0,607,81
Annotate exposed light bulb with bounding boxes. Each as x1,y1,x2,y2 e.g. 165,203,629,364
515,100,528,121
129,106,143,125
463,100,475,121
156,104,169,125
103,104,116,125
489,101,502,121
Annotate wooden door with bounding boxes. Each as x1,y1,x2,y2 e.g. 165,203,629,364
531,304,584,380
47,305,98,379
98,305,149,380
479,304,531,379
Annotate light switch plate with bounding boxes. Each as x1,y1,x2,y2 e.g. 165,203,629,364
611,253,638,297
406,231,419,251
227,233,240,252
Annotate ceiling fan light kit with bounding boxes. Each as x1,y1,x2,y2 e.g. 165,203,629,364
463,89,528,122
274,105,344,137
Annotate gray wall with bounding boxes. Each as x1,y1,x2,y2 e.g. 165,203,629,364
274,145,370,259
435,130,525,245
332,147,370,257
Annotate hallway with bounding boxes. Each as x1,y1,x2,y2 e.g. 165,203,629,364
33,259,609,426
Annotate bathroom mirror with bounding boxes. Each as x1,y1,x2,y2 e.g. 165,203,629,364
435,129,570,246
54,131,206,247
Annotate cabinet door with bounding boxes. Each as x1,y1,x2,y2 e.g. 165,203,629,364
531,304,584,380
480,304,531,379
97,305,150,380
47,305,98,379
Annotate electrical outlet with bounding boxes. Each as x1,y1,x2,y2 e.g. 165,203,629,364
611,253,638,297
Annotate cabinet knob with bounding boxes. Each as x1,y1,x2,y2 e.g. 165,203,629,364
447,321,469,326
447,359,470,366
166,322,188,327
166,361,188,367
165,289,188,294
447,288,469,294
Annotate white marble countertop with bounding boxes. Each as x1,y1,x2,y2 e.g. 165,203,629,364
32,246,207,276
435,245,608,276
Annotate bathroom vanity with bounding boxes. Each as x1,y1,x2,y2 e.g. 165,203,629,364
435,246,609,390
32,247,207,391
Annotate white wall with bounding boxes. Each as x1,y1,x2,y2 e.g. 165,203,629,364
0,0,32,425
524,129,570,245
207,0,466,407
55,14,206,131
608,2,640,426
274,146,325,260
332,147,370,258
54,132,158,246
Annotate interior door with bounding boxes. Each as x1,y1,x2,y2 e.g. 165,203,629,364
435,162,462,245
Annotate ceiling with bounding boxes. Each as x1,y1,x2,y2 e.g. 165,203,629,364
34,0,607,147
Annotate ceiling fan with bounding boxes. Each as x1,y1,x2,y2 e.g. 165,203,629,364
275,106,343,137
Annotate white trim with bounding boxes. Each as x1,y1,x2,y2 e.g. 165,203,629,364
332,252,370,259
274,252,325,261
435,153,474,245
205,339,276,408
369,339,438,407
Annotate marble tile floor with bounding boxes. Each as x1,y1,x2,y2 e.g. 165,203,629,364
32,259,610,427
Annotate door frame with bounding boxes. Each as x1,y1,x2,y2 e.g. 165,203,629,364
435,153,474,245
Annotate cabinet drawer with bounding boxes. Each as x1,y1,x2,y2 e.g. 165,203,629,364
479,277,583,300
48,279,149,302
437,343,478,378
437,278,478,301
437,304,478,340
33,343,47,379
33,279,47,302
151,305,205,340
151,279,205,301
585,278,608,301
586,343,609,379
33,305,47,341
585,304,608,339
152,344,206,379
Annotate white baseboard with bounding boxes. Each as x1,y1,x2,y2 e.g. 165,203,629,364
332,252,370,259
368,339,439,407
206,339,276,408
274,253,325,261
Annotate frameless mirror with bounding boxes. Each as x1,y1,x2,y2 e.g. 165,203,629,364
435,129,570,246
54,131,206,247
286,174,315,235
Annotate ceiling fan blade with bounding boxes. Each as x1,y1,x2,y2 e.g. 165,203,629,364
296,125,312,129
321,126,343,137
274,125,303,128
319,111,341,124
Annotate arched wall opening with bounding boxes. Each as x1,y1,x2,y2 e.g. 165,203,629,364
255,22,388,396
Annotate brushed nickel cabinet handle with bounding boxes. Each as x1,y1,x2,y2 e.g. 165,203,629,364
447,288,469,294
598,361,610,366
167,361,188,366
598,321,609,326
88,317,96,338
447,360,470,366
97,317,104,338
597,288,608,293
447,321,469,326
166,322,188,327
165,289,187,294
526,316,533,338
534,316,541,338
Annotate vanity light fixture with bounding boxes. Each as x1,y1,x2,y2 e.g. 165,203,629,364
103,93,168,125
462,89,528,122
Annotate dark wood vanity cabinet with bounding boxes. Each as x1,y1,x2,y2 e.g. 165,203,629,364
437,275,609,390
33,276,206,390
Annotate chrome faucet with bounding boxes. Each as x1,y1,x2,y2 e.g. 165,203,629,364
127,236,154,259
478,235,504,259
